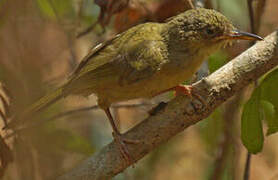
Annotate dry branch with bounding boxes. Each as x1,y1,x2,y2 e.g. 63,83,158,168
57,31,278,180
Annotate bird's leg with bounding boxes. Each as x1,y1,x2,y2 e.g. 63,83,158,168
104,108,139,164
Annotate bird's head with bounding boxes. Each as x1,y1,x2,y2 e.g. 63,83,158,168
167,8,262,53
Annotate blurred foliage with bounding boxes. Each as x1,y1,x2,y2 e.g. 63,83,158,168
32,123,94,155
79,0,100,26
37,0,75,19
208,50,228,73
216,0,249,29
199,108,223,153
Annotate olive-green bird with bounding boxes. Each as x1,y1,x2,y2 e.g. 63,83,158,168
6,8,262,162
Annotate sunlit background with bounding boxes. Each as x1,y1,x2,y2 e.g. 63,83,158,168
0,0,278,179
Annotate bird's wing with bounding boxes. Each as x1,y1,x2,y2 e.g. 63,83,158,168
70,34,121,78
118,39,168,86
64,39,168,94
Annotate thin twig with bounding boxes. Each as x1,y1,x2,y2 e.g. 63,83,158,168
0,111,7,127
248,0,267,35
243,152,251,180
204,0,213,9
0,83,12,102
216,0,221,11
76,21,99,38
247,0,255,34
77,0,132,38
188,0,195,9
194,0,208,83
254,0,266,32
210,133,231,180
0,94,9,120
4,102,154,139
44,102,153,123
76,0,84,29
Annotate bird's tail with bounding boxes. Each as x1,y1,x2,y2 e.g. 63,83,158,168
5,87,64,129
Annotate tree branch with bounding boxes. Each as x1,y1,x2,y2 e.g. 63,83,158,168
57,31,278,180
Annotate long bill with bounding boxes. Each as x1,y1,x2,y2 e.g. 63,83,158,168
227,30,263,41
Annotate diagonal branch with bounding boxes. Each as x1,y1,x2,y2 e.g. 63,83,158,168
57,31,278,180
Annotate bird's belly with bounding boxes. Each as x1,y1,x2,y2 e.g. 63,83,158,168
100,64,198,104
97,53,207,105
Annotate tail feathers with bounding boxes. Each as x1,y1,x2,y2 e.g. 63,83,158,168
6,87,64,129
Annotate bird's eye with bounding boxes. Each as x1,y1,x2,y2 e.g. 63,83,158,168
205,27,215,36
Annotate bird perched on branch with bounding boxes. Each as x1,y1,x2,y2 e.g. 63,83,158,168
6,8,262,163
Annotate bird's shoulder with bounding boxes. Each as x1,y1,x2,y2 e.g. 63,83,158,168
120,23,169,69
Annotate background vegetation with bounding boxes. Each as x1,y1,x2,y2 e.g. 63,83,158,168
0,0,277,179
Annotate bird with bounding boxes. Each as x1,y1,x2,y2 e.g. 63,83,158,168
6,8,262,163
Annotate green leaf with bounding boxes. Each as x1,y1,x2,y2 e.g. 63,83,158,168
261,68,278,107
260,69,278,135
261,100,278,135
241,88,264,154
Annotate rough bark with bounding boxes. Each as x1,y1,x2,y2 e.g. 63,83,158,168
57,31,278,180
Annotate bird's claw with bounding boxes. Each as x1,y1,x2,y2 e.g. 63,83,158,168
112,132,140,165
174,85,207,113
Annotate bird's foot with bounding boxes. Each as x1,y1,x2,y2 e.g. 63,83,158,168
112,132,140,165
174,85,194,97
174,85,207,113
